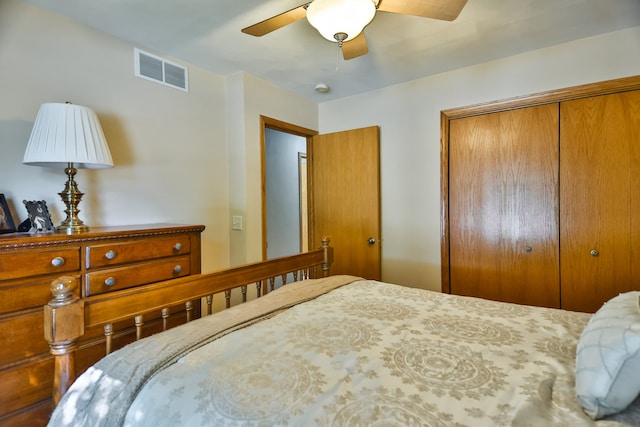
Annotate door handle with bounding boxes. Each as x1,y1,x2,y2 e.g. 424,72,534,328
367,237,376,246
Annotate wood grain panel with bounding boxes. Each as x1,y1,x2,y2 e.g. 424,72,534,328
449,104,560,307
86,235,191,269
0,309,48,365
0,277,64,314
85,255,191,296
0,400,52,427
309,126,381,279
0,358,53,416
560,90,640,312
0,248,80,281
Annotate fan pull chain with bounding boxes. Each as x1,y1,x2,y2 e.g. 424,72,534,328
333,32,348,72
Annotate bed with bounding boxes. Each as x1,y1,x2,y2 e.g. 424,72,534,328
44,244,640,426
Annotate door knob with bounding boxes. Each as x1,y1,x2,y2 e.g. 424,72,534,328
367,237,376,246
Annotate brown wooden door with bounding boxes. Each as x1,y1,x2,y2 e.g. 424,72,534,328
448,104,560,307
560,90,640,312
308,126,381,279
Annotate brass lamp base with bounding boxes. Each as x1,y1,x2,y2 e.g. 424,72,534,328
57,162,90,234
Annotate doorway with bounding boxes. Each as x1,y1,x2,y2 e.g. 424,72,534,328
261,117,382,280
265,128,307,259
261,116,317,261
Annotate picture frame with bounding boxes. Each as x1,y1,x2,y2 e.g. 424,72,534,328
0,194,16,234
23,200,55,232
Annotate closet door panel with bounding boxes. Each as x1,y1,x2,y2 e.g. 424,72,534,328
449,104,560,307
560,89,640,312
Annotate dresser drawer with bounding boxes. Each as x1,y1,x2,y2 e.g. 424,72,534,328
0,248,80,281
0,276,80,314
85,236,191,269
0,356,54,417
0,308,49,365
84,255,192,296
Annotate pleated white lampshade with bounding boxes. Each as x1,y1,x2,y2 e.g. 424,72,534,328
23,102,113,234
23,103,113,169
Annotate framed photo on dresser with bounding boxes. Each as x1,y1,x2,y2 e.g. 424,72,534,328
23,199,54,232
0,194,16,234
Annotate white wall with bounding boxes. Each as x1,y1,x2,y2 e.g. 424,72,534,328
318,26,640,291
0,0,229,272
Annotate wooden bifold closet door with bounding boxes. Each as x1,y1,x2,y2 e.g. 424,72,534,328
560,90,640,313
448,104,560,308
444,79,640,312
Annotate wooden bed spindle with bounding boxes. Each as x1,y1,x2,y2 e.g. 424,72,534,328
186,301,193,322
162,308,170,330
135,315,144,340
224,290,231,309
206,295,213,315
241,285,248,303
44,276,84,405
321,236,331,277
104,324,113,354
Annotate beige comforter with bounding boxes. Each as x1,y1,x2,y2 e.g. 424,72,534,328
49,276,639,426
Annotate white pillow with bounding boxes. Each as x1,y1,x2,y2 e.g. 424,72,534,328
575,291,640,419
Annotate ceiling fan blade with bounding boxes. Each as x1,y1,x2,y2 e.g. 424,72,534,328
241,3,310,36
377,0,468,21
342,32,368,60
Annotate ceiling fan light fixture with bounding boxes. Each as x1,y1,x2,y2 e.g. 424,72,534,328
307,0,376,43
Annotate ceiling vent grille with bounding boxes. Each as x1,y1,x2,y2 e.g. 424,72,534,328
134,48,188,92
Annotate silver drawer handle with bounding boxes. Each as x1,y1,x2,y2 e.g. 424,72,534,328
51,257,65,267
590,249,599,257
173,265,183,274
104,277,116,287
105,250,117,260
525,246,532,253
173,243,183,252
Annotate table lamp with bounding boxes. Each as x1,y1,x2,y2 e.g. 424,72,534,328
23,102,114,234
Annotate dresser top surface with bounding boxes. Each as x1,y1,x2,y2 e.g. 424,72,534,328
0,223,205,250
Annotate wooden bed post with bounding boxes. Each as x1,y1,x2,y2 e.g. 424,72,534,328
44,276,84,405
321,237,333,277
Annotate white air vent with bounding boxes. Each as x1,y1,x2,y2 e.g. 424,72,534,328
134,48,188,92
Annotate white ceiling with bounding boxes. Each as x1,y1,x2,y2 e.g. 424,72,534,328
23,0,640,102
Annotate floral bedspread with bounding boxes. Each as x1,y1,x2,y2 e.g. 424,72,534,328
50,277,640,426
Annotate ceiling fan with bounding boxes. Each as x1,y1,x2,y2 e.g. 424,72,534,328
242,0,468,60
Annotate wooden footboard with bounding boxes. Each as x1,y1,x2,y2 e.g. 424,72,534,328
44,238,333,405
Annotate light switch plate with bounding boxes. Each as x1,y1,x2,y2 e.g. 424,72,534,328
232,215,243,231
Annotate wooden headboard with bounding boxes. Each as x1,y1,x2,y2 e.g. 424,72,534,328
44,238,333,405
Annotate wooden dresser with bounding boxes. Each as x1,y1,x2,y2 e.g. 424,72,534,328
0,223,204,426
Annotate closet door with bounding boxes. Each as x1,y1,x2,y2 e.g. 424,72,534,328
560,90,640,313
449,104,560,307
